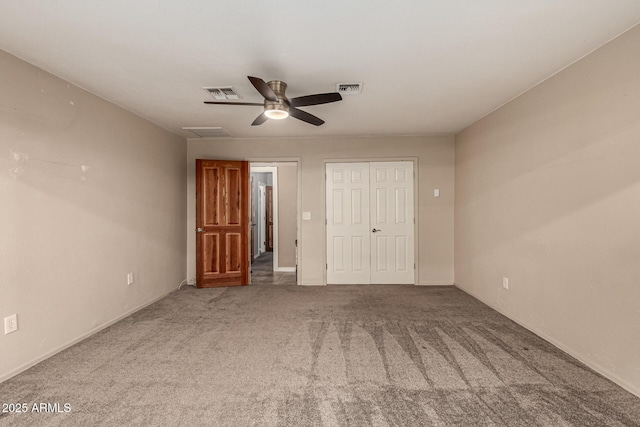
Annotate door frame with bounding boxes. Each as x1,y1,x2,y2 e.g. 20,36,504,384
251,166,278,270
323,157,419,285
249,159,301,281
258,182,267,254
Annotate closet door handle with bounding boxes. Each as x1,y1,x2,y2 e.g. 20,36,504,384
372,228,382,233
197,228,204,233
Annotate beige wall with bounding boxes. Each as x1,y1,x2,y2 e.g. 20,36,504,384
455,25,640,395
0,50,187,381
188,135,455,285
275,162,297,268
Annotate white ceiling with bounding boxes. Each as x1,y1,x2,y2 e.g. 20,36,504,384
1,1,640,139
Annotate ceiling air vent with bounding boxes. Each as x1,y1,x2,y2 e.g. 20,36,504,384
336,83,362,95
203,87,240,100
182,127,233,138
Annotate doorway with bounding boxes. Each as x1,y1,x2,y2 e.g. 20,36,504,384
250,163,298,285
326,161,415,284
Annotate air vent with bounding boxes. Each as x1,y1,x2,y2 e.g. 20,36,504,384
182,127,233,138
336,83,362,95
203,87,240,100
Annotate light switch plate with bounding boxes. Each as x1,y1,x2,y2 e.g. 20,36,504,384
302,212,311,220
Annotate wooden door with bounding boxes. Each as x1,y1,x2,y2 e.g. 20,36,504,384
196,159,249,287
250,176,255,263
266,185,274,252
259,183,266,253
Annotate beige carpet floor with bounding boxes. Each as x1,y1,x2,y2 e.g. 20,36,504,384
0,285,639,426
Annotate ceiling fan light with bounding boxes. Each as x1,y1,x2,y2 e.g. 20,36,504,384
264,109,289,120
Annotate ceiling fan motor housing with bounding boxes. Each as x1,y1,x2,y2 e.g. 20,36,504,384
264,80,289,119
267,80,287,98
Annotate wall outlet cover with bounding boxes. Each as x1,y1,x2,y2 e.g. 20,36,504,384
4,314,18,334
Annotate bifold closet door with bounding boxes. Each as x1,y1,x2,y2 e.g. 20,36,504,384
326,161,414,285
369,161,414,284
326,163,371,284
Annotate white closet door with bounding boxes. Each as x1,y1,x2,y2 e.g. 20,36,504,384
326,163,371,284
369,162,414,284
326,161,414,285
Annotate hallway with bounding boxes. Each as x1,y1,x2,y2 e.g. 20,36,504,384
251,252,296,285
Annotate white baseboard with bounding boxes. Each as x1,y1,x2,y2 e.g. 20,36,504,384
0,288,174,384
274,267,296,272
417,281,454,286
455,284,640,399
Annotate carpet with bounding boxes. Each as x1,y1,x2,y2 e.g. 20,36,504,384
1,285,638,426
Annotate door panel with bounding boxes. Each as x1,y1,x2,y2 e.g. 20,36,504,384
203,167,220,226
226,233,242,272
326,163,371,284
196,159,249,287
203,233,220,274
227,169,241,224
375,235,388,271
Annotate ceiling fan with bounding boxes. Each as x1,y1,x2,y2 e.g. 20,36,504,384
204,76,342,126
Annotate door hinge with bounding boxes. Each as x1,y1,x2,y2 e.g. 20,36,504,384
414,263,416,269
326,263,328,270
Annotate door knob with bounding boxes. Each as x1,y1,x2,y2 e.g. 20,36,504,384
372,228,382,233
197,228,204,233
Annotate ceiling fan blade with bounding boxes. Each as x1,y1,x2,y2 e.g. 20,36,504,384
289,92,342,107
289,107,324,126
251,113,268,126
248,76,278,102
204,101,263,106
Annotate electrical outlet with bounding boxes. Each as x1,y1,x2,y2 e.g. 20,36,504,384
4,314,18,335
502,277,509,290
127,273,134,285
